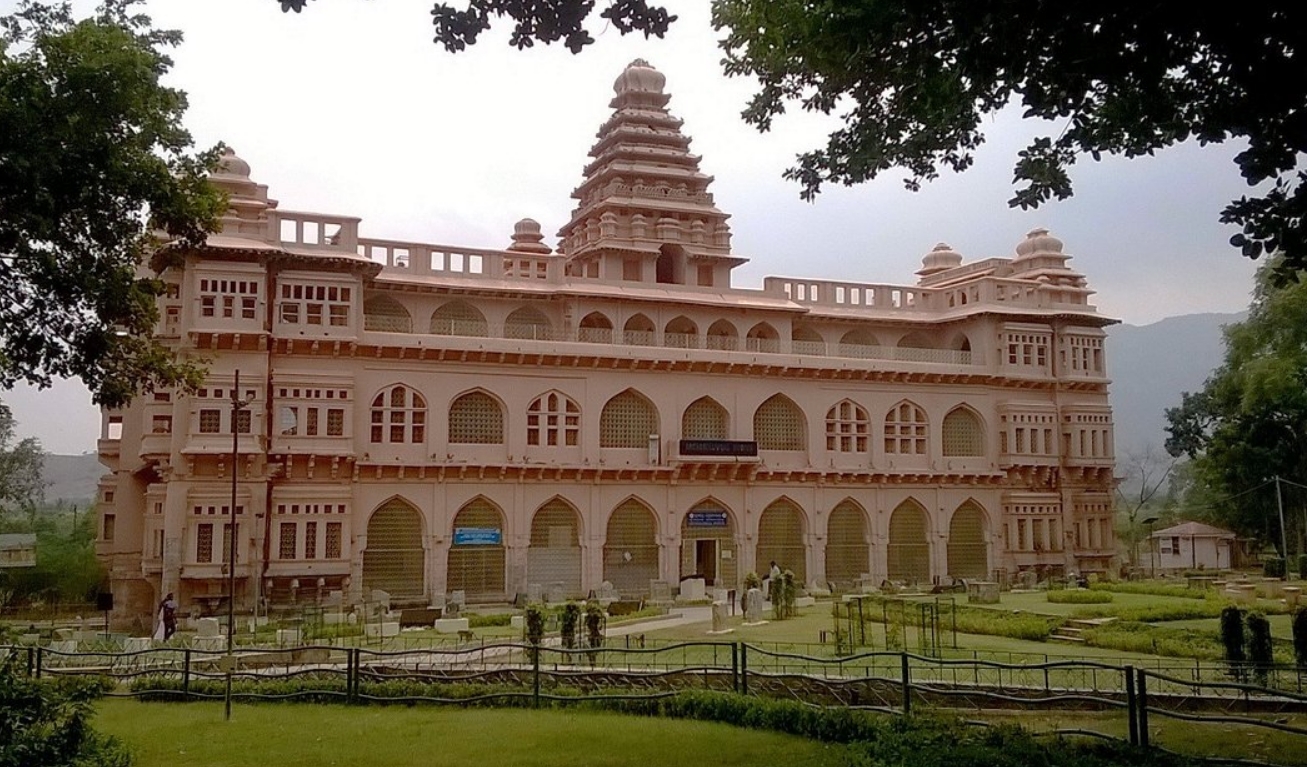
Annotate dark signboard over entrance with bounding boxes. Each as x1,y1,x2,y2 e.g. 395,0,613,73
679,440,758,457
687,510,729,528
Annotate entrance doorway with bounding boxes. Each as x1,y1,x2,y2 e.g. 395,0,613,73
695,539,717,582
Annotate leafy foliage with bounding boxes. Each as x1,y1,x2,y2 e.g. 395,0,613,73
1220,606,1246,675
560,602,580,649
0,657,131,767
1246,611,1274,686
0,403,42,520
1046,589,1112,605
2,508,104,605
0,0,223,407
1292,608,1307,669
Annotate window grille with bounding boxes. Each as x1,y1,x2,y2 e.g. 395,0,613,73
826,400,868,452
363,295,412,333
682,397,728,440
530,500,579,547
198,409,221,434
305,521,317,559
604,499,659,597
279,522,297,559
528,500,582,595
222,523,238,564
600,390,658,448
825,501,868,585
362,499,424,598
325,522,342,559
370,385,426,443
430,301,488,337
449,392,504,444
327,408,344,436
941,408,983,456
886,501,930,583
755,499,807,582
946,501,988,579
448,498,506,599
196,523,213,562
754,395,805,450
505,306,552,340
884,402,928,454
527,391,579,447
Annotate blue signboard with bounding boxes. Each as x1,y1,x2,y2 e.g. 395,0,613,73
687,510,728,528
453,527,502,545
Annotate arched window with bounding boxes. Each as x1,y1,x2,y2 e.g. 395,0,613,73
578,312,614,343
884,401,927,455
448,391,503,444
706,320,738,351
604,499,658,597
362,498,424,598
826,400,869,452
746,322,779,353
527,391,580,447
756,498,807,583
370,385,426,443
363,295,412,333
624,314,656,346
600,390,659,448
942,407,984,456
664,316,698,349
791,324,825,354
447,497,505,599
682,397,728,440
947,501,988,580
838,329,881,359
825,500,868,586
505,306,552,340
430,301,487,337
754,394,805,450
528,498,582,596
887,499,931,584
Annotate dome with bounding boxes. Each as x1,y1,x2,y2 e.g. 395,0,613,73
919,242,963,274
613,59,666,96
1014,228,1064,260
213,146,251,180
508,217,552,254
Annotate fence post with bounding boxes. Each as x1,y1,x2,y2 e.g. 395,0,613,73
900,652,911,715
1135,668,1150,749
731,643,740,694
34,646,42,679
1124,665,1138,746
346,648,357,704
25,646,34,677
740,644,749,697
183,649,192,700
532,644,541,709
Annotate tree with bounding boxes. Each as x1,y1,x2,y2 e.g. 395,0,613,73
0,402,42,521
1114,446,1176,569
1,0,223,408
0,656,130,767
278,1,1307,281
1165,258,1307,547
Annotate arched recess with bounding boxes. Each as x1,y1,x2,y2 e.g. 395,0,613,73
656,243,685,284
706,320,739,351
886,499,931,584
791,324,824,353
504,306,552,340
578,311,614,343
447,497,506,601
942,406,985,457
681,499,737,587
897,331,935,349
746,322,779,353
945,332,973,353
826,399,869,453
603,497,659,597
362,498,425,599
664,316,698,348
682,396,728,440
429,301,487,337
600,389,659,448
527,391,580,447
370,385,426,444
624,314,656,346
754,394,805,450
527,498,582,596
884,400,927,456
947,500,989,580
839,328,881,358
363,295,412,333
448,390,504,445
825,500,869,587
755,497,807,583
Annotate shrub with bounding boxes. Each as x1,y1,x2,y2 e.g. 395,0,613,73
584,601,605,660
560,602,580,649
743,571,762,592
1299,554,1307,580
1220,605,1246,678
524,603,545,662
1089,582,1206,600
1081,621,1225,660
1264,557,1286,579
772,570,798,620
1294,608,1307,669
0,657,132,766
1046,589,1113,604
1247,611,1274,686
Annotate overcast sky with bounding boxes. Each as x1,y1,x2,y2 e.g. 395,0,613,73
5,0,1262,453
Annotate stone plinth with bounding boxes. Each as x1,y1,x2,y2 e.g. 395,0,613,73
510,615,526,630
195,617,221,637
678,578,706,602
276,628,301,645
707,601,733,635
434,618,470,634
1283,586,1301,608
794,596,817,609
363,621,400,638
1017,571,1038,590
650,580,673,604
1260,578,1284,599
968,581,1001,604
743,588,765,624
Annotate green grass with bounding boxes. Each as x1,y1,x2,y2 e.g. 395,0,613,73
94,700,849,767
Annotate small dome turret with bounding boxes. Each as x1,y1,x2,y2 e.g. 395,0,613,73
613,59,666,96
917,242,964,277
1014,228,1064,260
507,218,552,254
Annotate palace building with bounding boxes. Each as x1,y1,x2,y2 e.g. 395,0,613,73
96,60,1117,625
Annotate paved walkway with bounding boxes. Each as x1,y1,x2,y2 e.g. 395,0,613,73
605,605,713,637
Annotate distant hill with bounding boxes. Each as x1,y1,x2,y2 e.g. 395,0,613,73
1106,312,1244,456
42,453,104,506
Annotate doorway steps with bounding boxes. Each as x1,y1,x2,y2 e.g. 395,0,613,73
1050,617,1116,643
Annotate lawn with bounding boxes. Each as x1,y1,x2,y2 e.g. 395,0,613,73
94,700,849,767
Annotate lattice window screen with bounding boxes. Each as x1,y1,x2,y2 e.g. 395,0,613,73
682,398,728,440
505,306,552,340
430,301,488,337
363,296,412,333
527,392,580,447
825,501,868,585
371,386,426,443
600,391,658,448
196,523,213,562
884,402,928,454
754,395,805,450
325,522,342,559
531,501,580,547
604,500,659,597
305,521,317,559
362,500,424,598
886,501,931,583
946,502,988,579
449,392,504,444
279,522,296,559
755,500,807,582
826,400,869,452
448,499,506,599
942,408,984,456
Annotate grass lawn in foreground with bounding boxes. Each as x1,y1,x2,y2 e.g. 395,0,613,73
94,699,848,767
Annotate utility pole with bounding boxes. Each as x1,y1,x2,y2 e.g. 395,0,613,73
1276,476,1288,581
226,370,250,721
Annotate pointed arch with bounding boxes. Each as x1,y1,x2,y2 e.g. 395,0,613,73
746,322,779,353
706,319,739,351
600,389,659,448
527,497,582,596
623,313,656,346
429,300,487,337
370,384,426,444
884,400,927,455
942,405,985,457
945,332,973,353
887,499,931,584
505,306,552,340
838,328,881,358
604,497,659,597
448,389,504,444
682,396,728,440
681,498,737,587
756,497,808,583
826,399,869,453
898,331,935,349
578,311,614,344
825,499,869,586
527,390,580,447
447,496,506,601
947,500,989,580
754,393,805,450
362,497,425,598
791,324,824,354
363,295,412,333
664,315,698,348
